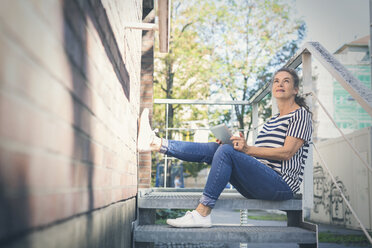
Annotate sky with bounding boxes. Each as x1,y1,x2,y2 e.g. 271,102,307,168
294,0,369,53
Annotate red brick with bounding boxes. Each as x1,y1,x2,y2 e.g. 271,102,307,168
140,102,153,108
140,84,153,90
139,167,150,173
93,167,111,188
139,153,151,160
0,0,145,236
141,83,153,90
30,194,68,227
140,90,153,97
138,163,151,169
141,74,153,82
139,178,150,184
139,159,151,165
138,182,150,188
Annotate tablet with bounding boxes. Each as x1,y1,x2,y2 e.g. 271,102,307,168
210,124,233,145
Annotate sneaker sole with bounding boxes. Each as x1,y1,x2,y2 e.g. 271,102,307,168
166,219,212,228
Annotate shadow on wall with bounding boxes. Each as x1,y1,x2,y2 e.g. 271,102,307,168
0,155,31,246
63,0,132,213
62,0,132,246
0,0,132,246
62,0,95,242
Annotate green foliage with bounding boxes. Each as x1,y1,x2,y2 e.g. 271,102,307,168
248,214,287,221
152,0,306,179
318,232,371,245
193,0,306,133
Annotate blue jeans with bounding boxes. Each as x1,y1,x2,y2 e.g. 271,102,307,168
163,140,293,208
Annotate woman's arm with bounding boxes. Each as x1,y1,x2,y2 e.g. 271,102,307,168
231,133,305,161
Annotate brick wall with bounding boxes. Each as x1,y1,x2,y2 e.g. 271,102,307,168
139,1,155,188
0,0,142,246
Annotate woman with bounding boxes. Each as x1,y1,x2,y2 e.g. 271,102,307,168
137,68,312,228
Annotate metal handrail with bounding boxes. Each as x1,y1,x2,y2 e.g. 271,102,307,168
154,99,252,105
309,91,372,174
247,41,372,215
154,99,252,188
248,42,372,118
154,42,372,240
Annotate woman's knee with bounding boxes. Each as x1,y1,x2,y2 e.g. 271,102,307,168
216,144,235,154
213,144,235,163
208,142,221,152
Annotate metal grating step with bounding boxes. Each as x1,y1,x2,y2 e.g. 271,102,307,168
134,225,316,244
138,188,302,210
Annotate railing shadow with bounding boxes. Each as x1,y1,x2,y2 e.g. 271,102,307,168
63,0,132,246
63,0,95,244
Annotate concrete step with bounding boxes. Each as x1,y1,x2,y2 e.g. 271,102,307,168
134,225,317,244
138,188,302,211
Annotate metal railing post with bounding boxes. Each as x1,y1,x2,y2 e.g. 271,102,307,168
302,52,314,212
164,103,169,188
252,102,259,143
370,0,372,89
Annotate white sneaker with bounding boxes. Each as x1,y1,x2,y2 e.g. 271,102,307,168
138,108,155,152
166,210,212,228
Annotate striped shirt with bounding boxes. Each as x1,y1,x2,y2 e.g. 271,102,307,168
254,107,312,193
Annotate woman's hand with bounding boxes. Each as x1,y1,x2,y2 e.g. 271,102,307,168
230,132,249,153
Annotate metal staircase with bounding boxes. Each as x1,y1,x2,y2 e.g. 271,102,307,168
133,188,318,247
133,41,372,247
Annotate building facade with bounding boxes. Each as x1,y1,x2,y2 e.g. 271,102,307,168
314,35,371,141
0,0,154,247
310,36,372,230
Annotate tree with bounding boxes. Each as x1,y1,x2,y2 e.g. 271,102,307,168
152,0,306,184
152,1,218,185
195,0,306,136
153,1,217,139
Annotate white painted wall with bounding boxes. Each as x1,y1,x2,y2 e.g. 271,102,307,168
310,127,372,230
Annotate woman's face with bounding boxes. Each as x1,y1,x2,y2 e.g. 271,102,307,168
272,71,298,101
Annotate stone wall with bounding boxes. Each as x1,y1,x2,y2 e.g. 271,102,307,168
0,0,143,246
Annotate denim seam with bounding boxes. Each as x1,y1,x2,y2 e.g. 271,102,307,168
202,191,218,201
159,139,168,154
199,194,217,208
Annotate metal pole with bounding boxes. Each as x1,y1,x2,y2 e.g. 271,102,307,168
370,0,372,88
302,52,314,215
239,209,248,248
271,90,278,115
164,103,169,188
252,103,258,143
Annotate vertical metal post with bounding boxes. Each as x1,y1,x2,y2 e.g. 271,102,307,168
252,103,258,143
369,1,372,227
302,52,314,214
164,103,169,188
239,209,248,247
271,90,278,115
241,102,250,248
370,0,372,89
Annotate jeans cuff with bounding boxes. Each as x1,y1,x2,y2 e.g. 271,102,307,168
199,194,216,208
159,139,168,154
